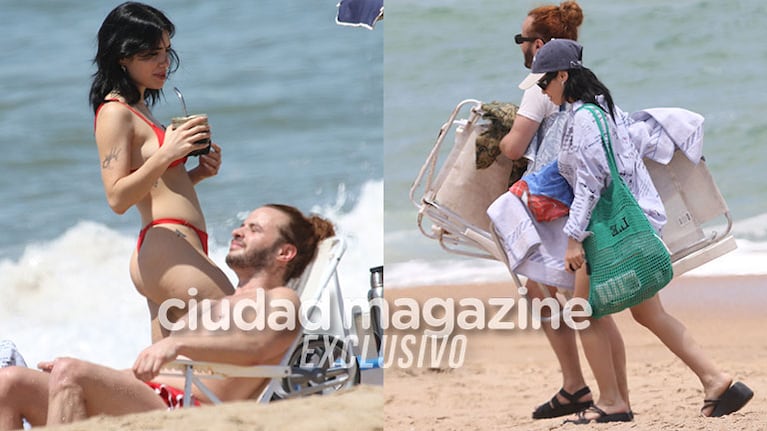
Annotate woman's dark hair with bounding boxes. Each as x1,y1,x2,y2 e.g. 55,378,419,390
89,2,179,113
563,67,616,120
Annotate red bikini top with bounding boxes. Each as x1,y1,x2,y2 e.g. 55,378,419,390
94,99,187,169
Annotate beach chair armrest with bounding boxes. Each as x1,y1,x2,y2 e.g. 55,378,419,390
162,359,292,379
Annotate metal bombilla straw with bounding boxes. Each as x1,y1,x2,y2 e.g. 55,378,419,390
173,86,189,117
172,86,211,157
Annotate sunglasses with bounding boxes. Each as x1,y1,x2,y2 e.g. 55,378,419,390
514,33,540,44
537,73,556,91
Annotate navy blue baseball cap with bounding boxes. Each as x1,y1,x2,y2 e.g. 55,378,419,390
519,39,583,90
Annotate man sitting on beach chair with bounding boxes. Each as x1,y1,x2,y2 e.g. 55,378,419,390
0,204,335,430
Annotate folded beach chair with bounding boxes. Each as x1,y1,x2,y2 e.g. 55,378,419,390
644,154,737,275
161,236,361,407
410,99,525,289
410,99,737,286
410,100,516,261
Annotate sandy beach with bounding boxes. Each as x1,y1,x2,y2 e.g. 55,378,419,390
37,384,382,431
13,276,764,431
384,275,766,430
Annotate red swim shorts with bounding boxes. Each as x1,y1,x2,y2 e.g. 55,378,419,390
145,381,201,409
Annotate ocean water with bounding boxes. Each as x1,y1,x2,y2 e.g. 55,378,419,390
385,0,767,287
0,1,382,367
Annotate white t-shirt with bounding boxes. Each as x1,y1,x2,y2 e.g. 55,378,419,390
517,86,558,123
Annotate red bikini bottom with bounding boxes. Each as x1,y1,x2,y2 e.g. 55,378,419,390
137,218,209,255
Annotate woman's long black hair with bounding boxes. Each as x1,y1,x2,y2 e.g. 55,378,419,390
89,2,179,113
563,67,616,121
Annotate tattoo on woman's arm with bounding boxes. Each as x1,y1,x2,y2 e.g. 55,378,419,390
102,146,120,169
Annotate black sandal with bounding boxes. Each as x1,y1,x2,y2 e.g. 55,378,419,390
563,405,633,424
532,386,593,419
702,381,754,417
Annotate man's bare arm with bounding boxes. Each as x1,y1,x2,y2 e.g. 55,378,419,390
133,287,300,381
499,114,540,160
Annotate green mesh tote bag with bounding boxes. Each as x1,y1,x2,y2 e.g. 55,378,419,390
578,103,673,318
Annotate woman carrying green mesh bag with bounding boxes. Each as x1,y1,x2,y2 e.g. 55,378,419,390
516,39,752,423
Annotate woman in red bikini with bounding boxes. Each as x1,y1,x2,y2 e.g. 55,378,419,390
90,2,234,341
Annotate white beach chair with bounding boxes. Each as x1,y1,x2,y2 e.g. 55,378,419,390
410,99,524,289
410,100,517,262
644,153,737,275
410,99,737,285
161,236,360,407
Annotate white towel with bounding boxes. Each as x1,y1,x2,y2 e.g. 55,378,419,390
487,192,540,268
628,108,704,165
487,192,574,290
0,340,27,368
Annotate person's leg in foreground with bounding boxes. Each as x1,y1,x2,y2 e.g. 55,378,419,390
630,295,753,416
0,366,49,430
43,358,166,425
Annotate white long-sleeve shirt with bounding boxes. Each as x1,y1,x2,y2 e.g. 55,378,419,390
558,99,666,242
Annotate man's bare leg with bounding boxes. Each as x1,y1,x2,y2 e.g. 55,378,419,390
528,280,591,414
0,366,49,430
45,358,167,425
